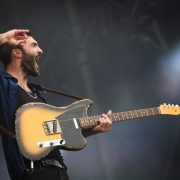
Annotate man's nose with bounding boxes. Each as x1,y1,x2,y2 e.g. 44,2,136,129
38,47,43,55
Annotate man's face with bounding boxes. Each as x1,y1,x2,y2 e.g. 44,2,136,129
20,36,43,77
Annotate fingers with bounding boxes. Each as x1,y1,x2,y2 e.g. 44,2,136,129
99,113,112,131
101,113,112,124
15,37,26,45
15,29,29,36
17,40,26,45
13,29,29,45
1,29,29,45
15,29,29,42
0,29,28,45
107,110,112,115
91,110,113,133
16,35,27,40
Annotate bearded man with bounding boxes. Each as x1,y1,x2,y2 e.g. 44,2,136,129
0,29,112,180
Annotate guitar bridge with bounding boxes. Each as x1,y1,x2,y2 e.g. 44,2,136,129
43,120,61,135
37,139,65,148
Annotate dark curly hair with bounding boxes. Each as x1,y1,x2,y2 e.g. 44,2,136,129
0,44,16,68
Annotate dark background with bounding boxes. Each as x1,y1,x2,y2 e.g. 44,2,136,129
1,0,180,179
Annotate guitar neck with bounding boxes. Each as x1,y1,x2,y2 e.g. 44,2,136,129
79,107,160,128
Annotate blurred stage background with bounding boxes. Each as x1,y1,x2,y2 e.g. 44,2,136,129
1,0,180,179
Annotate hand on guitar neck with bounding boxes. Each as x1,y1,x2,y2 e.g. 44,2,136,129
83,110,112,137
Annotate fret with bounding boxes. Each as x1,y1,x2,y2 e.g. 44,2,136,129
141,109,148,116
119,113,123,121
93,116,97,125
92,116,97,125
151,108,154,115
147,108,153,116
118,113,121,120
136,110,143,118
87,117,91,124
126,112,129,119
83,118,87,127
89,117,93,125
79,118,85,127
150,108,159,115
131,111,137,118
113,113,119,121
95,116,99,123
153,107,160,114
152,108,159,115
89,118,93,125
126,111,133,119
112,113,116,121
113,113,116,121
86,117,90,126
122,112,127,120
120,113,124,120
134,110,139,118
111,113,120,122
95,116,99,125
117,113,121,120
140,110,143,117
117,113,121,121
130,111,134,118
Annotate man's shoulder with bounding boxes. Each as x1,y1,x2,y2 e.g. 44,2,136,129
0,71,7,77
0,72,18,82
0,72,18,91
0,71,12,77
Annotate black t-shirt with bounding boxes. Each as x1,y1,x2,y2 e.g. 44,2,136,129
18,86,45,106
17,85,65,170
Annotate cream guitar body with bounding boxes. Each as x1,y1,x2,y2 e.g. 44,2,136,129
15,99,92,161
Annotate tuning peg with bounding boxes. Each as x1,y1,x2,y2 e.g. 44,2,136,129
163,103,166,105
172,104,174,106
176,105,179,107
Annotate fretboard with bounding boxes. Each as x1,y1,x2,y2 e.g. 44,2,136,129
79,107,160,128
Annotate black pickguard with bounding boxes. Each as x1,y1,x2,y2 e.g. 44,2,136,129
56,99,92,150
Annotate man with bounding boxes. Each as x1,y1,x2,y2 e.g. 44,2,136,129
0,29,112,180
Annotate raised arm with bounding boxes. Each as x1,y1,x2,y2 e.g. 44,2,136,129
0,29,29,45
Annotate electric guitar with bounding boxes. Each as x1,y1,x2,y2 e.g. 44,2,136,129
15,99,180,161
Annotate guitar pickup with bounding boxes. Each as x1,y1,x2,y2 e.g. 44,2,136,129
43,120,61,135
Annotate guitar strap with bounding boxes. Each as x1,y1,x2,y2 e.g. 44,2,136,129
0,83,84,138
0,124,16,138
28,83,84,100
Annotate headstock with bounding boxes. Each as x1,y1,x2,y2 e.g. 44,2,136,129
159,103,180,115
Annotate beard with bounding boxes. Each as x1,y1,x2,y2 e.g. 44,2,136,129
21,50,40,77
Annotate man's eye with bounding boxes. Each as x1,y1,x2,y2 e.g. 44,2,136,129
32,43,36,47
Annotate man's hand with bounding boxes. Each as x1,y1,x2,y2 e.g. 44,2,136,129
0,29,29,45
82,110,112,137
92,110,112,133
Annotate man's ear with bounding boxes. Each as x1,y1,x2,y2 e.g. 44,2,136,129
12,48,22,58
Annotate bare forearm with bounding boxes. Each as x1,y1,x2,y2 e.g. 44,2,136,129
82,128,99,138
